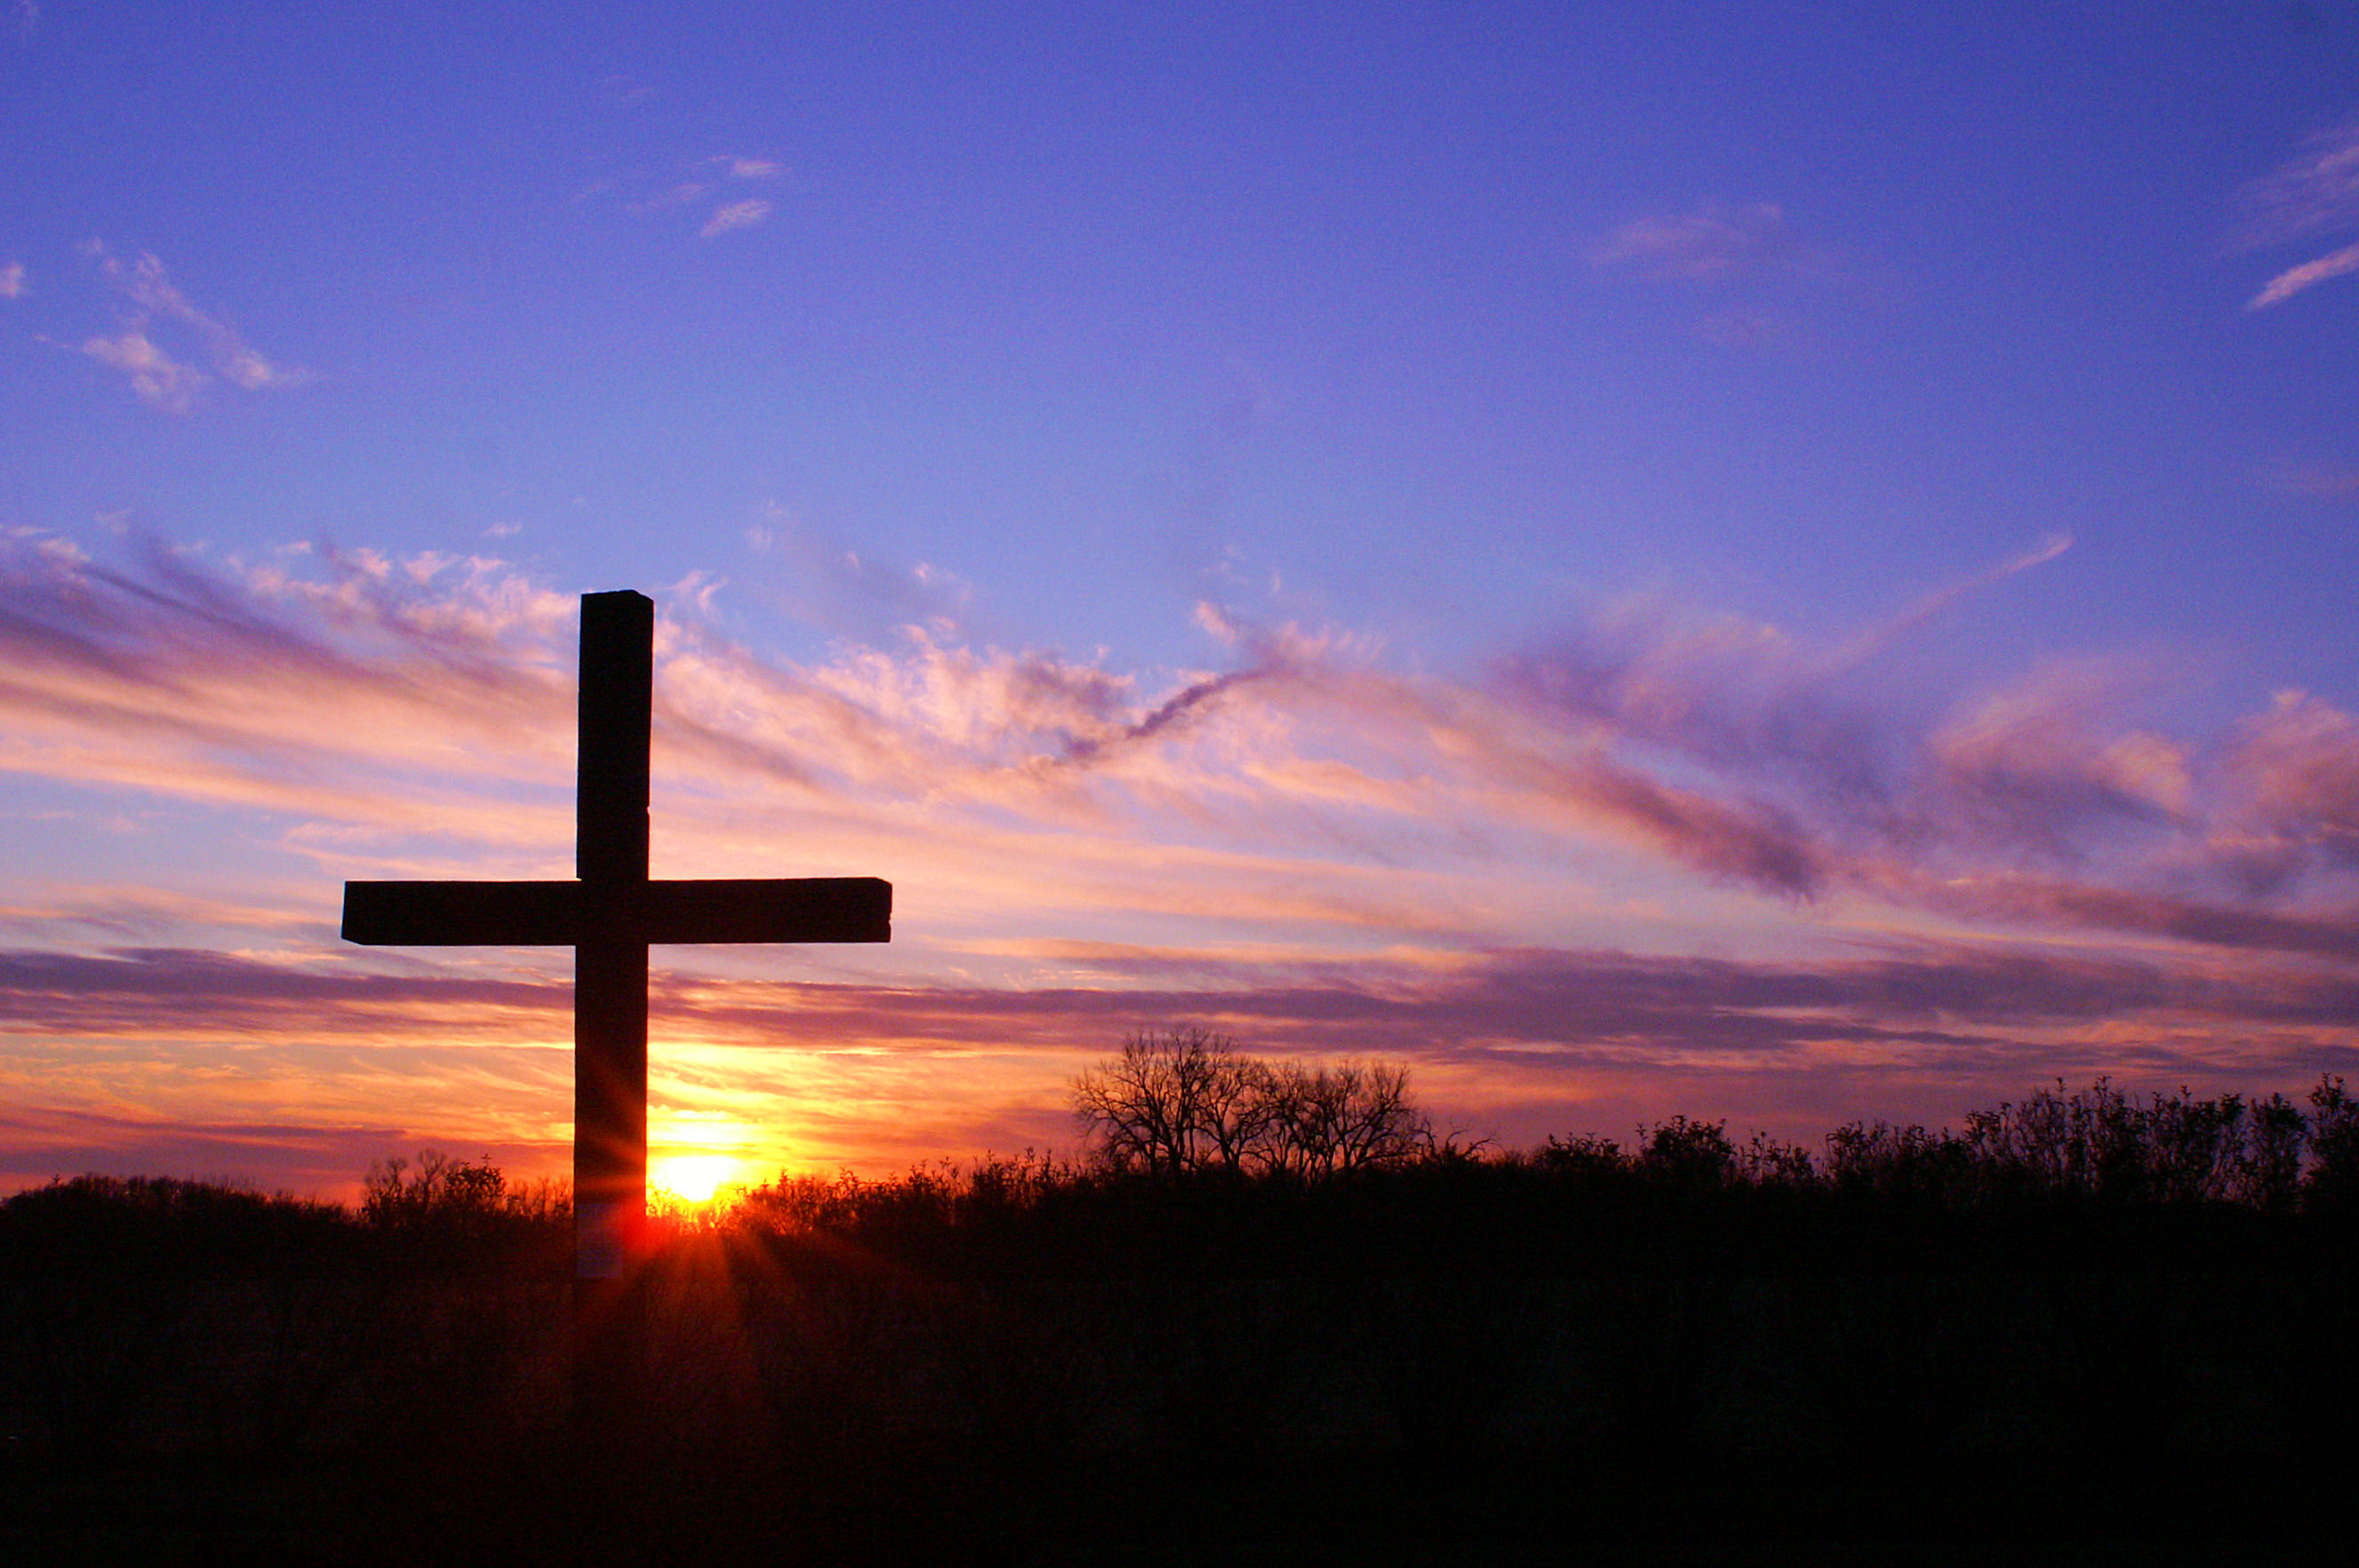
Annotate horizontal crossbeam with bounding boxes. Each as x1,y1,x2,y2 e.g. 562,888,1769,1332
341,876,892,947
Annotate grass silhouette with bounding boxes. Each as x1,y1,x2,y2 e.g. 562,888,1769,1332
4,1076,2355,1560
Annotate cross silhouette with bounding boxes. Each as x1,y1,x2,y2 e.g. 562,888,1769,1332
342,590,891,1283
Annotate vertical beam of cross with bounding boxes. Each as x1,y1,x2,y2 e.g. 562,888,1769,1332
573,589,654,1280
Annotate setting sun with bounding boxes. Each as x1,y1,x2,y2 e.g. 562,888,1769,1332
649,1153,746,1207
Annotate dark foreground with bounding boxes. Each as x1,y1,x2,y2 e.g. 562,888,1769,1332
8,1098,2359,1563
1,1440,2339,1565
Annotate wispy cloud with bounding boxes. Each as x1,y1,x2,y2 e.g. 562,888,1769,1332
0,530,580,848
6,527,2353,954
2250,237,2359,308
700,198,773,239
2230,116,2359,252
612,154,786,241
1922,656,2190,852
2233,115,2359,308
67,244,312,410
1591,201,1851,284
8,531,2359,1187
76,331,207,412
1588,201,1888,348
2219,690,2359,884
1826,533,2072,669
9,925,2355,1193
2264,465,2359,497
628,181,708,216
741,500,974,639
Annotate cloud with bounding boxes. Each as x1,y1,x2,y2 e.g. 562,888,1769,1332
1888,867,2359,963
1474,547,2359,960
1590,201,1850,284
2219,690,2359,881
76,330,207,412
12,531,2359,1188
2265,466,2359,497
8,531,2359,1044
2249,237,2359,308
2231,116,2359,307
611,155,785,238
69,244,311,409
629,180,709,215
0,1107,501,1203
1827,533,2072,669
741,501,974,638
0,532,2324,949
0,260,23,298
0,945,562,1039
2230,116,2359,252
1921,657,2190,850
0,530,580,848
700,198,773,238
12,925,2356,1191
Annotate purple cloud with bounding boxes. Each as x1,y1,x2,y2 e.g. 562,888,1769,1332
1591,201,1860,286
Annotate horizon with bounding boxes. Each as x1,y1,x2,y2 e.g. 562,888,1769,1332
6,5,2359,1201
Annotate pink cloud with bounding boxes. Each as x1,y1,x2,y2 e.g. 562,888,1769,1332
1922,658,2191,849
76,330,206,412
11,930,2355,1195
2229,116,2359,253
699,198,772,238
1591,201,1853,284
72,245,312,407
2221,690,2359,876
2265,465,2359,498
9,529,2359,1194
2250,238,2359,308
2230,116,2359,307
7,526,2354,944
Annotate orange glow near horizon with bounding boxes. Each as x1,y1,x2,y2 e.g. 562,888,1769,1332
648,1111,771,1209
649,1151,747,1206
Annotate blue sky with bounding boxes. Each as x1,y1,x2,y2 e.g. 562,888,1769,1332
5,4,2359,1196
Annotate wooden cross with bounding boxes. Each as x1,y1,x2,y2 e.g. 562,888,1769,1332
341,589,891,1284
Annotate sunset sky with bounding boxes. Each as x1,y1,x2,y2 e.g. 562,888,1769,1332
5,4,2359,1199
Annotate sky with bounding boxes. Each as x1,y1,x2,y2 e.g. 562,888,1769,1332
5,3,2359,1200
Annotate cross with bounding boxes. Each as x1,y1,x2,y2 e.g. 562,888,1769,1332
340,589,889,1369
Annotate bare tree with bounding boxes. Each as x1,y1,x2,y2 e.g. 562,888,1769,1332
1262,1060,1432,1177
1074,1031,1429,1178
1074,1026,1272,1174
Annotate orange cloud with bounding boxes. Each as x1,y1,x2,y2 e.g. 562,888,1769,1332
7,530,2359,1196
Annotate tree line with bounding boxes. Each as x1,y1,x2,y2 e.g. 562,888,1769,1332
1072,1026,2359,1212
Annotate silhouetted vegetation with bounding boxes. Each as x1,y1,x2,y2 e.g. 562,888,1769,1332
1073,1025,1435,1176
5,1071,2356,1560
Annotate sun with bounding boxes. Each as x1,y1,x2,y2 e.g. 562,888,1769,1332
649,1152,745,1207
